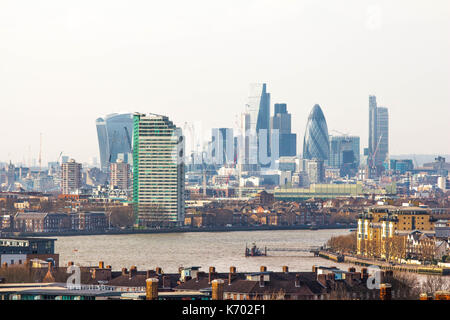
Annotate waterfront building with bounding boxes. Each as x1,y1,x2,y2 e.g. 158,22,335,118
110,160,131,191
13,212,71,233
303,105,330,162
132,113,185,227
328,135,360,177
70,212,108,232
356,204,435,260
96,113,134,172
273,181,397,201
270,103,297,157
61,159,82,195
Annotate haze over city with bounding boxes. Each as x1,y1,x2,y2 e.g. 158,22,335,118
0,0,449,164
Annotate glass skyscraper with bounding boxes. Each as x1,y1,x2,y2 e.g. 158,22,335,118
270,103,297,157
96,113,134,172
132,113,185,227
329,135,360,177
210,128,234,167
303,104,330,161
240,83,271,167
368,95,389,175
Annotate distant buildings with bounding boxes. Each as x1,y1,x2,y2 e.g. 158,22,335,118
303,104,330,162
306,159,325,184
329,135,360,177
210,128,234,167
239,83,271,169
270,103,297,157
132,113,185,227
61,159,82,195
368,96,389,176
110,160,131,191
96,113,134,172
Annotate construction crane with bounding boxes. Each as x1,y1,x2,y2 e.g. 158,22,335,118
330,129,350,137
369,134,383,174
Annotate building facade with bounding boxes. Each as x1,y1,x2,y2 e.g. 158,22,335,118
61,159,82,195
110,160,131,191
368,96,389,176
132,113,185,227
270,103,297,158
96,113,134,172
329,135,360,177
303,104,330,162
239,83,271,169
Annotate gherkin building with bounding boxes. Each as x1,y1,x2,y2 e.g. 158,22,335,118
303,104,330,161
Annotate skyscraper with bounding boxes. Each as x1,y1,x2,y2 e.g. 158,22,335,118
96,113,134,172
240,83,271,168
303,104,330,161
329,135,360,177
368,96,389,174
61,159,82,195
132,113,185,227
270,103,297,157
376,107,389,166
210,128,234,167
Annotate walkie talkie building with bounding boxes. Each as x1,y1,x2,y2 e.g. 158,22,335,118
96,113,134,172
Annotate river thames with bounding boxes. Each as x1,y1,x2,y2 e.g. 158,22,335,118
53,229,354,273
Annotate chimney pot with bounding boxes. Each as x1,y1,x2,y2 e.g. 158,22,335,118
122,268,128,276
282,266,289,273
146,278,159,300
209,266,216,284
211,279,224,300
156,267,162,275
99,261,104,269
260,266,267,272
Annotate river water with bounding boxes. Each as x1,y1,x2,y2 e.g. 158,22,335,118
53,229,355,273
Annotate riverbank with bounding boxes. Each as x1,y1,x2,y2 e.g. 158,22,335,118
3,224,355,238
317,250,450,276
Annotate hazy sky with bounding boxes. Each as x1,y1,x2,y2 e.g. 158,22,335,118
1,0,449,165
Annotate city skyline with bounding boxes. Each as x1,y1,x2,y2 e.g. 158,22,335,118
1,0,449,164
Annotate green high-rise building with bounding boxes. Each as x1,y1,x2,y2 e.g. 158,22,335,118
132,113,185,227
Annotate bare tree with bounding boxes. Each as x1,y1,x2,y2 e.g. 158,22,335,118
421,275,450,294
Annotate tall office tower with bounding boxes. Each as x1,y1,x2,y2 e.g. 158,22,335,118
329,136,360,177
368,96,389,175
132,113,185,227
368,95,378,163
270,103,297,157
5,162,15,186
306,159,325,184
210,128,234,167
376,107,389,165
96,113,134,172
240,83,271,168
61,159,82,195
110,159,131,190
303,104,330,161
